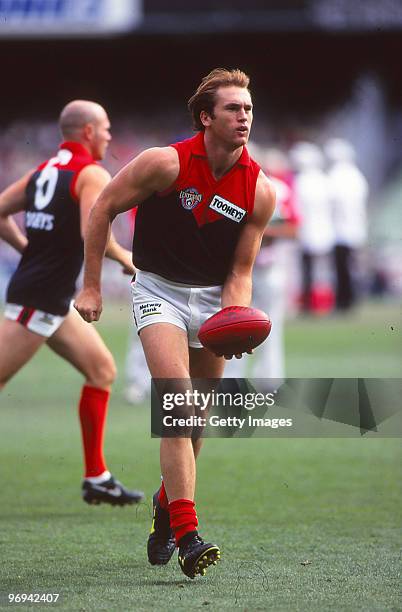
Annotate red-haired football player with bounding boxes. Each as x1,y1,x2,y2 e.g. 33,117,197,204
75,70,276,578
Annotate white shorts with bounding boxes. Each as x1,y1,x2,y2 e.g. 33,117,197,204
131,269,222,348
4,303,67,338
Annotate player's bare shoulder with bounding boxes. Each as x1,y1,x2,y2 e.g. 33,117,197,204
253,169,276,226
75,164,111,196
79,164,111,181
95,146,180,215
129,146,179,193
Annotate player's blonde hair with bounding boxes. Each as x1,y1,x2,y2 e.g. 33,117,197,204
188,68,251,132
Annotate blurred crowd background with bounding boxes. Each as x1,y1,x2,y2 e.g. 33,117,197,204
1,0,401,398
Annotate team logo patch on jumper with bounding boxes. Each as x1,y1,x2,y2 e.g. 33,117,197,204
179,187,203,210
209,195,246,223
39,313,55,325
139,302,163,320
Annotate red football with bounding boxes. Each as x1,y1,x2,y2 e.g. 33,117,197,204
198,306,272,356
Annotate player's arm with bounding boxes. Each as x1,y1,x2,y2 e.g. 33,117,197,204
0,172,32,253
263,220,298,240
75,146,179,322
262,191,299,241
75,164,134,274
221,171,276,308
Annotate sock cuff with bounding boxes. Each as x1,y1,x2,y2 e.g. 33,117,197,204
169,499,198,546
80,385,110,402
168,498,195,512
84,470,111,483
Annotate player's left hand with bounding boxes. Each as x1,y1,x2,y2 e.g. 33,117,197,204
122,262,136,276
120,249,136,275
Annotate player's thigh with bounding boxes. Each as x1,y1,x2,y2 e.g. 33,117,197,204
188,348,224,446
139,323,190,378
0,319,46,386
141,326,224,381
141,323,201,441
46,308,116,387
189,346,225,378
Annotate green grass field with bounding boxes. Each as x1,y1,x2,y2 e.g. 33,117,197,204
0,301,401,611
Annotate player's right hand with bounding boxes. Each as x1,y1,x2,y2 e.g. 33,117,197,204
74,288,103,322
223,349,253,360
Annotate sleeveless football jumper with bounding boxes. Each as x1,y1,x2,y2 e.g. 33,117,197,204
7,142,96,316
133,132,260,286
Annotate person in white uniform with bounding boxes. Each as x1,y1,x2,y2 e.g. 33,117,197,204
289,142,334,313
324,138,369,310
225,147,299,384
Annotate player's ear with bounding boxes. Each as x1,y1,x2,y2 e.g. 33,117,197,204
200,110,212,128
83,122,95,140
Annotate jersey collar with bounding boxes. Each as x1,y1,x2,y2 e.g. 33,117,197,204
59,141,95,161
191,131,251,167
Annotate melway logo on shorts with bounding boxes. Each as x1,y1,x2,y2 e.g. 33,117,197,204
209,195,245,223
139,302,163,320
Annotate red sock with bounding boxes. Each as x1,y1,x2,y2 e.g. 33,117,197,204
158,481,169,510
169,499,198,545
79,385,109,478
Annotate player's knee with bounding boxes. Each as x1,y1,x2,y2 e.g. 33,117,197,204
87,354,117,388
98,357,117,387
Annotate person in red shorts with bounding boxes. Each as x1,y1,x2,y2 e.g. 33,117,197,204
75,69,276,578
0,100,144,506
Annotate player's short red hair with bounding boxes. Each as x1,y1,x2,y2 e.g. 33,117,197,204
188,68,251,132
